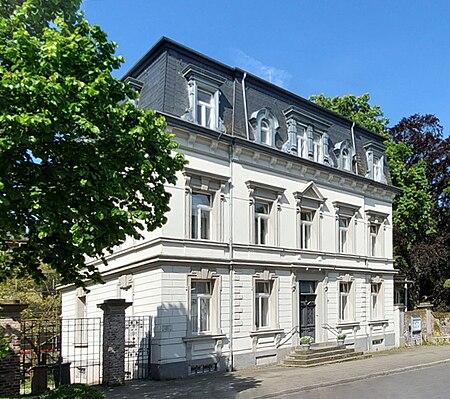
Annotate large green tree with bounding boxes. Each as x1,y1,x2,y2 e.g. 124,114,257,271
0,0,185,286
310,94,450,307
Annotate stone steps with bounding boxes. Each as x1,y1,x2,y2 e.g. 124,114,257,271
283,345,370,368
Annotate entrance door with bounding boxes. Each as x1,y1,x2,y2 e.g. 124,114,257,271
299,281,316,338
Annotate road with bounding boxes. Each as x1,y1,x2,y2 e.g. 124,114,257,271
276,363,450,399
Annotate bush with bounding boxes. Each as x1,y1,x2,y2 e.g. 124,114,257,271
39,384,105,399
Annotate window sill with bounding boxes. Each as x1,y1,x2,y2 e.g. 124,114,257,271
183,334,226,343
368,319,389,326
337,321,360,329
250,328,284,337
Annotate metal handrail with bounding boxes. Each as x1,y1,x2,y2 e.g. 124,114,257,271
322,323,341,337
276,325,299,348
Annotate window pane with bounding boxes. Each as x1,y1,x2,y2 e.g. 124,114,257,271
200,297,210,332
260,218,267,244
201,209,210,239
260,120,270,145
192,211,199,239
198,90,212,104
255,296,260,327
255,203,268,214
301,211,312,221
261,297,269,327
193,281,211,295
191,297,198,332
300,281,315,294
192,193,210,207
341,295,347,320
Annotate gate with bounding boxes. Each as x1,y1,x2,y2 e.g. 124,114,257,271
124,316,152,380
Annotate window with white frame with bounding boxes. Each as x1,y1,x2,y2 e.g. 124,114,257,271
191,280,213,334
313,132,323,163
182,65,225,133
366,210,388,257
339,217,349,253
184,168,228,242
249,108,280,147
371,282,382,319
255,281,272,329
333,140,353,172
364,142,387,183
333,202,360,255
75,288,87,345
300,210,313,249
339,281,352,321
188,269,221,336
298,127,308,158
294,182,326,251
255,202,270,245
191,192,212,240
247,181,284,247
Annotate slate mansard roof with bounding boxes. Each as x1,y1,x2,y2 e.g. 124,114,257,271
123,37,396,189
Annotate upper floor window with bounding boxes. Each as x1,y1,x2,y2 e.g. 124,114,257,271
182,65,226,133
249,108,279,147
247,181,284,247
184,168,229,242
334,140,353,172
333,202,360,255
294,182,326,251
366,210,388,257
364,142,387,183
191,192,212,240
255,202,270,245
297,128,308,158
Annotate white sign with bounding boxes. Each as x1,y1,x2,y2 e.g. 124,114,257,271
411,317,422,333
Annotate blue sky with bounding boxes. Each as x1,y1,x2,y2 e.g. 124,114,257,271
82,0,450,133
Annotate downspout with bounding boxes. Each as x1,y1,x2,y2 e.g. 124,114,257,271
228,141,235,371
242,72,249,140
351,122,358,174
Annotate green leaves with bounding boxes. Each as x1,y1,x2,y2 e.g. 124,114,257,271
0,0,185,287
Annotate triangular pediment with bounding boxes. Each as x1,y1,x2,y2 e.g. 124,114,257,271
293,181,326,204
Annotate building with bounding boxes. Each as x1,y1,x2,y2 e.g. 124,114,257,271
60,37,401,380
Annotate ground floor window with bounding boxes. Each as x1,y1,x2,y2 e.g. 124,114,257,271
191,281,213,334
254,281,272,329
339,281,352,321
371,283,382,319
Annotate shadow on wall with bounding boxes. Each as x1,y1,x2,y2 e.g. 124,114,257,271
104,372,262,399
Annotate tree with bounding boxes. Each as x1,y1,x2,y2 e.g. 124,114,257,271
310,94,449,307
0,0,185,286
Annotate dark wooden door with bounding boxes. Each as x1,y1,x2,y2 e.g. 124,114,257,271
299,281,316,338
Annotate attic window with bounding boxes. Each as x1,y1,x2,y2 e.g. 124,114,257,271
249,108,279,147
363,142,387,183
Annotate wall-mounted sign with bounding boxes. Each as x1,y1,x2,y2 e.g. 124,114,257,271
411,316,422,333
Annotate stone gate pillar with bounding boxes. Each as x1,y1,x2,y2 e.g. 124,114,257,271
0,302,28,397
97,299,131,386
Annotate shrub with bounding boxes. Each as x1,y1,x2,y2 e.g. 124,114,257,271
39,384,105,399
299,335,314,345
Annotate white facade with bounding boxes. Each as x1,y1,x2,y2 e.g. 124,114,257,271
60,38,399,380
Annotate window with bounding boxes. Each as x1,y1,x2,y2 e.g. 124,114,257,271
191,192,212,240
75,289,87,345
300,211,313,249
339,217,349,253
370,224,379,256
247,181,284,247
182,65,225,133
298,128,308,158
333,140,353,172
191,281,213,334
371,283,382,319
294,182,326,251
249,108,279,147
255,202,270,245
364,142,387,183
339,281,352,321
184,168,228,242
342,149,350,171
196,89,215,129
333,202,360,255
255,281,272,329
313,133,323,163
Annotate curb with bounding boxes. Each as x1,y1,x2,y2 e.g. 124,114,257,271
253,358,450,399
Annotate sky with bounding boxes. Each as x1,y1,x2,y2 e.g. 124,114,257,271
81,0,450,133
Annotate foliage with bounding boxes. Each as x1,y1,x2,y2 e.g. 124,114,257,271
299,335,314,345
0,0,185,286
0,265,60,319
39,383,105,399
311,94,450,307
336,334,346,340
0,326,10,360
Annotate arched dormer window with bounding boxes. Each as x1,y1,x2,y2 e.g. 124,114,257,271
334,140,354,172
249,108,279,147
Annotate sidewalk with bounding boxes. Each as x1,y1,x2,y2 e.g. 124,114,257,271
104,345,450,399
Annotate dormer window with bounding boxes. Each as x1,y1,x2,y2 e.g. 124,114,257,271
313,132,323,163
182,65,226,133
334,140,354,172
249,108,279,147
364,142,387,183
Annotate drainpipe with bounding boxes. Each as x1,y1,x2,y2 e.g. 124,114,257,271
242,73,249,140
228,140,235,371
351,122,358,174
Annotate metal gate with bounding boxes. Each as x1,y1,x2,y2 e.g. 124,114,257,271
124,316,152,380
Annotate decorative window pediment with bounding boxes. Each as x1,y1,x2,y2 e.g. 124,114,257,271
249,108,279,147
294,182,327,208
366,210,389,225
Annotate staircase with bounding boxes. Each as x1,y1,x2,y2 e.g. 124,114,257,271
283,344,370,368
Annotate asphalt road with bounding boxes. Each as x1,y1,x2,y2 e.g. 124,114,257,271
276,363,450,399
